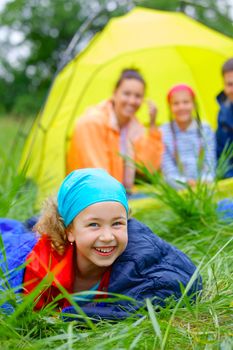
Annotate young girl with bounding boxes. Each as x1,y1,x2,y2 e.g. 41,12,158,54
160,84,216,188
1,169,201,320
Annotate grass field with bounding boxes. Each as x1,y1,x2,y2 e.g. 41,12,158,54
0,116,37,220
0,116,232,349
0,116,33,165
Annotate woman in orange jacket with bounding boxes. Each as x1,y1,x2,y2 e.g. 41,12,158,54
67,69,164,191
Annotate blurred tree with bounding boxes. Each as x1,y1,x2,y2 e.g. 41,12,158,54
0,0,130,115
0,0,232,116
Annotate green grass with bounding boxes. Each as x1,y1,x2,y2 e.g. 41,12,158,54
0,116,37,220
0,116,232,349
0,116,33,165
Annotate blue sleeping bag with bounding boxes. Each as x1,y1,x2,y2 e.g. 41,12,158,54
0,216,203,321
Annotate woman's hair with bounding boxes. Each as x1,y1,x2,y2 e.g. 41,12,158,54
114,68,146,90
33,197,68,255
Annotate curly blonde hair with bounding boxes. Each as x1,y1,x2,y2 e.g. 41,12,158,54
33,197,69,255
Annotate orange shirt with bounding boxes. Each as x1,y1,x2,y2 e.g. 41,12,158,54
67,100,163,186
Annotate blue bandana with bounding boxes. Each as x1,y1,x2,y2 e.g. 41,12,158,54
57,169,129,227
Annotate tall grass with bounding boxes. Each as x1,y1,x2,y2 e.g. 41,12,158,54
0,116,232,349
0,117,37,220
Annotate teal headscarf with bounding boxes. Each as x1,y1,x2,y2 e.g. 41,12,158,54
57,168,129,227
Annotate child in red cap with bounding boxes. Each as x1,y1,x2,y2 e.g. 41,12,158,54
160,84,216,188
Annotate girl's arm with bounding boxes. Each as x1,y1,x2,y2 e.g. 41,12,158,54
201,125,216,181
160,126,187,188
161,144,187,188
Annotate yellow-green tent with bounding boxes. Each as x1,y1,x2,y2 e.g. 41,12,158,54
21,7,233,204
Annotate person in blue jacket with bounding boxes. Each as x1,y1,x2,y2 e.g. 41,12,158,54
216,58,233,178
0,169,201,321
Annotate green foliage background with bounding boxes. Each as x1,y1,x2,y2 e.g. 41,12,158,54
0,0,233,117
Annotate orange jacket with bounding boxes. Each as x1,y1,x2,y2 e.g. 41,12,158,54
67,100,163,184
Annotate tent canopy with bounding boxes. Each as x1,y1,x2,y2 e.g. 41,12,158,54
21,7,233,204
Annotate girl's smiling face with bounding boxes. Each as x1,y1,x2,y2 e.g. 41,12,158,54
170,90,194,128
67,201,128,275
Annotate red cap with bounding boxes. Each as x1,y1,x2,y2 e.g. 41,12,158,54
167,84,195,103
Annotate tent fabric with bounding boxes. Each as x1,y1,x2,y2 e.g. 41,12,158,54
20,7,233,204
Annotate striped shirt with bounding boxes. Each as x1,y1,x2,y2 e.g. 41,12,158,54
160,120,216,188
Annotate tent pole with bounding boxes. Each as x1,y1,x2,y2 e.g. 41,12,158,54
57,7,107,72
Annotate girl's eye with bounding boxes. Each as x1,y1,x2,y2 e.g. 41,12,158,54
113,221,123,226
88,223,99,227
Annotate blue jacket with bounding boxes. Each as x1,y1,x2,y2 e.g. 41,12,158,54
0,217,201,320
216,91,233,178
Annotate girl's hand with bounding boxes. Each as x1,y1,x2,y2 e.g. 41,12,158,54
147,100,158,128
